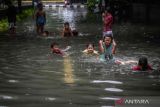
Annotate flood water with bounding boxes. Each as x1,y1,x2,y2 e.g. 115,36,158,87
0,6,160,107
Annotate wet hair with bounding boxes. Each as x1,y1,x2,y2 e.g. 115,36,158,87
86,43,94,48
72,30,78,36
104,33,112,38
64,22,69,26
138,56,148,71
50,42,58,48
103,35,113,43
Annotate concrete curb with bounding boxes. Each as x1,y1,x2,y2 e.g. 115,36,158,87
44,4,86,8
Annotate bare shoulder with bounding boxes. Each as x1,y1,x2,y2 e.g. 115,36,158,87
83,49,88,53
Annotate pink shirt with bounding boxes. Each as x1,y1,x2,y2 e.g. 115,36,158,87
132,65,152,71
103,13,113,32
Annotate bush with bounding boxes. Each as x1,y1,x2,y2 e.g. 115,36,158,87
0,8,33,32
0,19,8,31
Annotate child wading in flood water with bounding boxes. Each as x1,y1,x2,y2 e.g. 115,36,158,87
50,42,71,56
62,22,78,37
99,35,119,63
35,2,46,35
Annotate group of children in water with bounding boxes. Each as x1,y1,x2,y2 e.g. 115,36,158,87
50,33,153,72
35,2,78,37
34,3,154,72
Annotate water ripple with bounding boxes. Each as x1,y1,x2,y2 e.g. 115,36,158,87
45,97,56,101
8,80,19,83
92,80,123,84
104,88,123,92
0,95,17,100
100,97,121,100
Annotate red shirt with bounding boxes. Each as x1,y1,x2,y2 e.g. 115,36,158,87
52,49,64,56
132,65,152,71
103,13,113,32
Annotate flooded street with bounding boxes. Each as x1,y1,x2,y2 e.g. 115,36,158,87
0,6,160,107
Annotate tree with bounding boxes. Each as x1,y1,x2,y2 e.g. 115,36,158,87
87,0,96,11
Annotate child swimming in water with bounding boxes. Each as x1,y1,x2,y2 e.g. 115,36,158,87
132,56,152,71
50,42,71,56
62,22,78,37
83,43,99,56
51,42,64,56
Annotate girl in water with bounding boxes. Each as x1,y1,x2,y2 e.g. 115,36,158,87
83,43,99,56
132,56,152,71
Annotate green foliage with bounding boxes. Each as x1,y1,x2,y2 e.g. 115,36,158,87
0,8,33,32
87,0,97,11
16,8,33,21
0,19,8,31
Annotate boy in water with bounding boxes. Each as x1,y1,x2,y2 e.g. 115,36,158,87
50,42,71,56
62,22,78,37
99,35,117,63
62,22,73,37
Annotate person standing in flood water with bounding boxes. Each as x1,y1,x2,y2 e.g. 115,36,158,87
7,3,17,34
102,9,113,37
35,2,46,35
